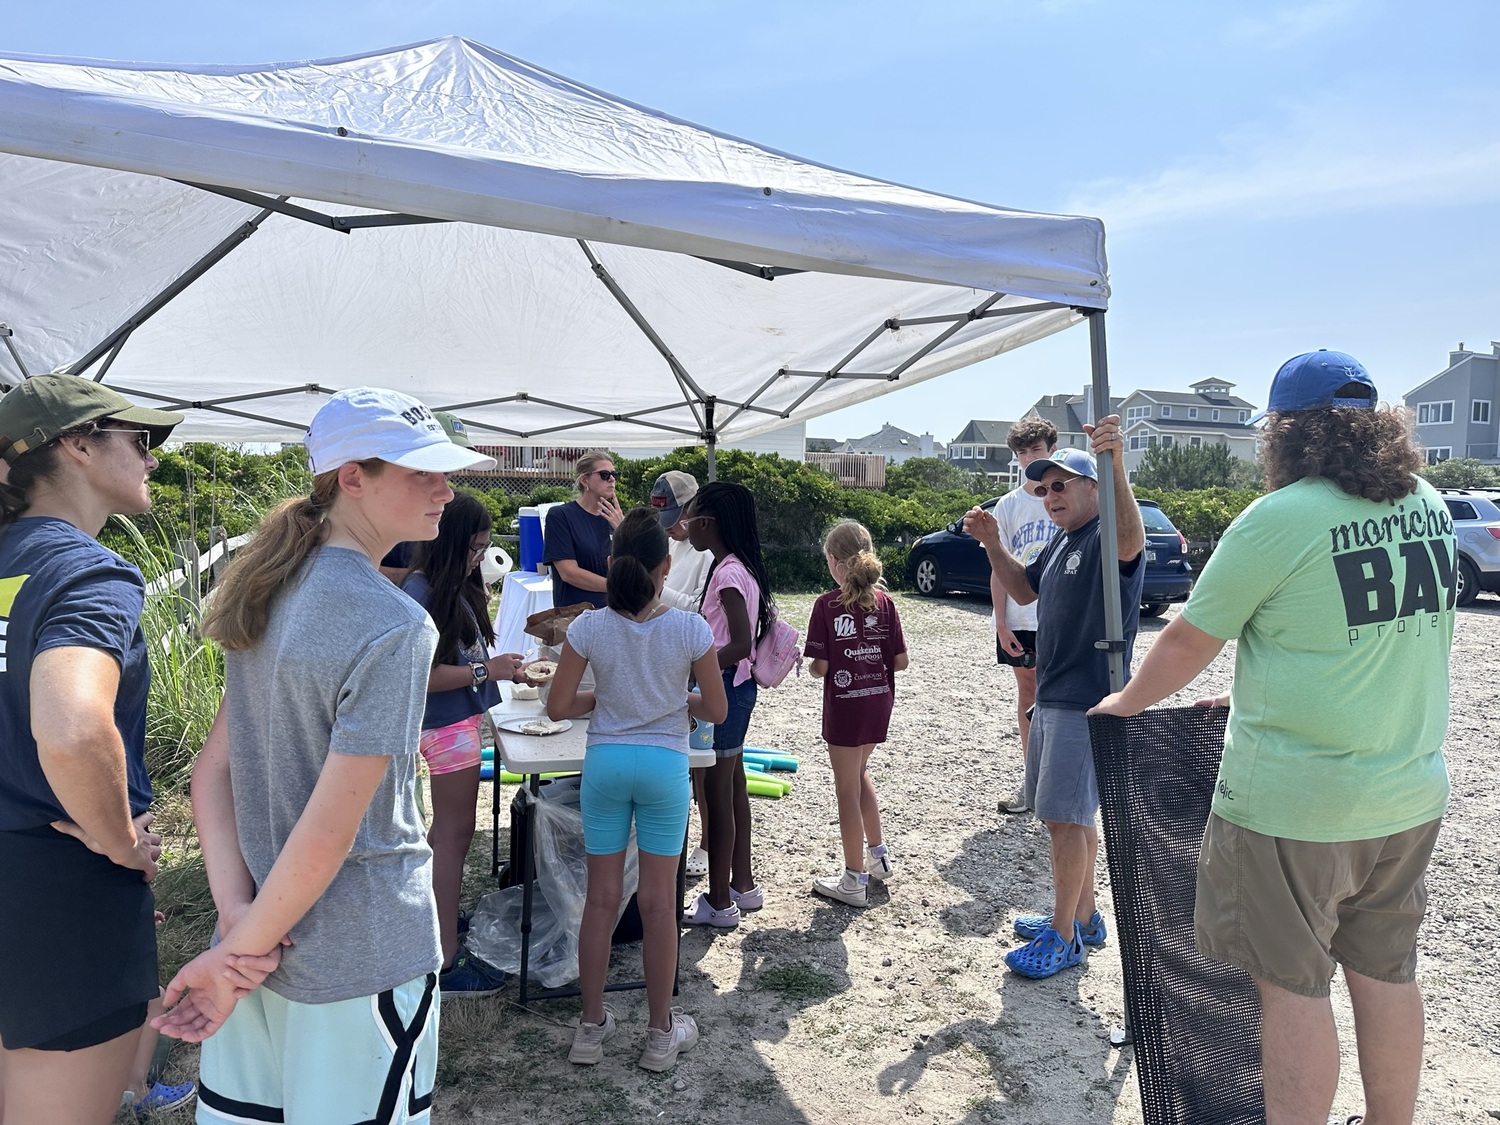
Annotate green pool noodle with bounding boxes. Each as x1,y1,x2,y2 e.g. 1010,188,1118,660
745,776,785,799
743,750,800,772
744,767,793,794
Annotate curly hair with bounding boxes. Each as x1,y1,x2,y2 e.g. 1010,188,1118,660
1260,407,1423,504
1007,416,1058,453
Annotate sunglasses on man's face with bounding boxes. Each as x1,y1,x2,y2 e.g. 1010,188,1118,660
593,469,620,482
1029,477,1081,498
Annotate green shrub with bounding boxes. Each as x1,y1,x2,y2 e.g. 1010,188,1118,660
1420,457,1500,489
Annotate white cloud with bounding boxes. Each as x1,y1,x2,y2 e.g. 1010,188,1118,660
1226,0,1361,49
1066,91,1500,232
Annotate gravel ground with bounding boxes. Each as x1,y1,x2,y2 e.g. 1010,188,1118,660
434,591,1500,1125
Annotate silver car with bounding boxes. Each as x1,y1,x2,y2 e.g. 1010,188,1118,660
1439,488,1500,606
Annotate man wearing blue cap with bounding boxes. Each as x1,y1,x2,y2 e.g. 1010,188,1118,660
1092,352,1454,1125
965,413,1145,979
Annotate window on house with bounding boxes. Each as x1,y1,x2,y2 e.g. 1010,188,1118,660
1211,409,1220,421
1426,447,1452,465
1129,436,1141,450
1189,435,1202,447
1473,400,1491,424
1417,402,1455,424
1161,406,1171,417
1147,435,1159,447
1161,435,1174,447
1188,407,1198,419
1238,410,1248,422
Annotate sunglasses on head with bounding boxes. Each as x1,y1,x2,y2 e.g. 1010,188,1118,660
592,469,620,481
1029,477,1083,498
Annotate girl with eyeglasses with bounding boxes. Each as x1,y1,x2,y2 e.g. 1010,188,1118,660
543,451,623,609
402,492,526,997
681,481,775,928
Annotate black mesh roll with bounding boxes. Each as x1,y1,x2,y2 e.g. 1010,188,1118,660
1089,707,1266,1125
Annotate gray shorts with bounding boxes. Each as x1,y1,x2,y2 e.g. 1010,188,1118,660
1021,706,1099,827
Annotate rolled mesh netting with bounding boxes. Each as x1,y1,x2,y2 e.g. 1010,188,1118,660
1088,707,1265,1125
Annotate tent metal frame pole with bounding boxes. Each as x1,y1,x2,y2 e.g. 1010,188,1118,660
0,325,30,383
705,398,717,482
1085,309,1127,692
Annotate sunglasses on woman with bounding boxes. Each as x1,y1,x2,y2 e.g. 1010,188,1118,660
592,469,620,481
92,426,153,459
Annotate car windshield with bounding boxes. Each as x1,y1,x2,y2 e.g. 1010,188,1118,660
1138,505,1176,534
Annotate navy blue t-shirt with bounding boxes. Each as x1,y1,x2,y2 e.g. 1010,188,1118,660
1026,515,1146,710
0,518,153,830
542,501,611,609
401,570,501,730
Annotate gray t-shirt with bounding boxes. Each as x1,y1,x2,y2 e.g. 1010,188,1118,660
567,606,714,753
223,546,442,1004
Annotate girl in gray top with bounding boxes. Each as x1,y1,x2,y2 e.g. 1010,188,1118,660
547,507,726,1073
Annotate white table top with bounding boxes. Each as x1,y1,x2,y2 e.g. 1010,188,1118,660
489,681,714,774
492,570,554,661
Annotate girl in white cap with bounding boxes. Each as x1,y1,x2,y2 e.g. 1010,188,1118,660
154,388,493,1125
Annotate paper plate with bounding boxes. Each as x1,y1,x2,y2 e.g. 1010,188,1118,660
497,717,573,737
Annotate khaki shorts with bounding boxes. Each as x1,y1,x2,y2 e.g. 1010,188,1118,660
1194,814,1441,998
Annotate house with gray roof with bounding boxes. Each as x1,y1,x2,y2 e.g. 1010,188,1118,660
834,422,945,464
1403,342,1500,464
1120,378,1257,473
945,418,1016,480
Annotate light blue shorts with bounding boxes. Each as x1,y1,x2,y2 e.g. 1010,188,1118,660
581,743,691,857
1022,706,1100,827
197,973,438,1125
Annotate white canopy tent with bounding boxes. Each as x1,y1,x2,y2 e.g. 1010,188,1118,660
0,36,1129,684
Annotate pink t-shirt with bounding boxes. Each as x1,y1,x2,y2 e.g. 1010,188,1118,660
701,553,762,687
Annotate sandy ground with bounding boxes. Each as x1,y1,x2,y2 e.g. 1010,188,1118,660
345,593,1500,1123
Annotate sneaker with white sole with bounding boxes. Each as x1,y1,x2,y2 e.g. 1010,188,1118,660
998,789,1031,814
638,1008,699,1072
568,1005,617,1065
729,884,765,911
683,892,740,928
812,868,868,907
865,844,894,882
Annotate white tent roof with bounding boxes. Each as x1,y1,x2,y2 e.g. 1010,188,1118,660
0,37,1109,445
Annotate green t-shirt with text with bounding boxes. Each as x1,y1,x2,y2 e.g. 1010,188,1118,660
1182,476,1453,842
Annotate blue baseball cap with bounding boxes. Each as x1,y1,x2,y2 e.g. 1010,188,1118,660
1250,350,1377,424
1025,446,1098,483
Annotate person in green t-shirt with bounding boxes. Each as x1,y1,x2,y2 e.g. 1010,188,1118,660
1092,351,1454,1125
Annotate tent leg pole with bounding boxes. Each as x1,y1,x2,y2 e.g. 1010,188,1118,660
707,439,717,482
705,397,717,482
1087,310,1127,693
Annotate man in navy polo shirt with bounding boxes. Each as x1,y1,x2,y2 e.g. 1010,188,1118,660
965,415,1145,979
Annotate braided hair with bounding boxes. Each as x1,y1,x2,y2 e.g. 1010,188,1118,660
688,481,775,643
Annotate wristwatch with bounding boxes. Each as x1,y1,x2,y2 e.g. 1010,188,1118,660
469,661,489,690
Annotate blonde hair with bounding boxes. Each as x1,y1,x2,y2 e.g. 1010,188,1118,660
574,450,613,493
203,462,381,650
824,520,884,610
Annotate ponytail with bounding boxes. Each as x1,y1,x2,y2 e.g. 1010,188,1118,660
605,507,668,616
203,469,343,650
824,520,884,610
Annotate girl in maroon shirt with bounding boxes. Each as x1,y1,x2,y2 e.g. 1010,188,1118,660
803,521,909,907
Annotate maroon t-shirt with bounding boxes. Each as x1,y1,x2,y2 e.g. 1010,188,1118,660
803,589,907,746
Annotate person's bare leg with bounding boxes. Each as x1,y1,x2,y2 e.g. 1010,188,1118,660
121,993,167,1103
428,765,482,968
636,851,683,1031
1255,977,1340,1125
703,757,737,910
856,747,883,851
1345,969,1424,1125
2,1028,142,1125
827,745,870,871
728,757,757,894
1076,824,1098,924
578,851,626,1027
690,768,708,851
1046,820,1090,937
1014,665,1036,755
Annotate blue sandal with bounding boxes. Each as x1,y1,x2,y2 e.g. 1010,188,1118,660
133,1080,197,1113
1005,924,1086,979
1014,909,1107,946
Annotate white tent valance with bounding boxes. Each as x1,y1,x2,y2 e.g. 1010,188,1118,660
0,36,1108,446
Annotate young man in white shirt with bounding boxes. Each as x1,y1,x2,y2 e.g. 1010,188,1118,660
989,418,1059,814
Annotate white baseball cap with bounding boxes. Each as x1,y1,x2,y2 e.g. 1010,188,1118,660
305,388,497,474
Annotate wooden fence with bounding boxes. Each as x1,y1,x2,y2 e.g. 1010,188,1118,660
804,452,886,489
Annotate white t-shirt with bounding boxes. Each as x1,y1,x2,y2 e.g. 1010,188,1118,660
991,484,1060,632
661,536,712,612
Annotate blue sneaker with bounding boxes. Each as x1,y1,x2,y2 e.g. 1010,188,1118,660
133,1080,196,1113
1014,909,1107,946
440,951,510,998
1005,923,1086,980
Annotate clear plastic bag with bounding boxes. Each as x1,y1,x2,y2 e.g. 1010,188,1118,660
467,783,638,987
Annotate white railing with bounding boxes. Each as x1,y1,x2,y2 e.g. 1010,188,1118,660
804,452,887,489
146,528,251,612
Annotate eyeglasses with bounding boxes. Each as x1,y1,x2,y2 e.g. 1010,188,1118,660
593,469,620,482
682,514,716,528
94,426,152,459
1029,477,1083,498
468,540,493,558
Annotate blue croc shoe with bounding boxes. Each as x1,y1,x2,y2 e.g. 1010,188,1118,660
1014,909,1107,946
1005,923,1087,980
133,1080,197,1113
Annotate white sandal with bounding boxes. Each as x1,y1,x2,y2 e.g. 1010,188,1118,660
684,847,709,878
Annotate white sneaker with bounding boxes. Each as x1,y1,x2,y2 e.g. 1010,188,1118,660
568,1005,617,1065
812,868,869,906
638,1008,699,1072
683,892,741,928
865,845,895,882
729,884,765,911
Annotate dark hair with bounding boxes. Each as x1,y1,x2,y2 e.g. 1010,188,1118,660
687,481,775,643
1008,416,1058,452
406,492,495,663
606,507,669,615
0,422,100,527
1260,407,1423,504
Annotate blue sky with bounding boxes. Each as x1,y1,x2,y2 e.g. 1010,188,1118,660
9,0,1499,444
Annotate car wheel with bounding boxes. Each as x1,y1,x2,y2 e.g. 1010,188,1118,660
912,554,942,596
1140,603,1168,618
1456,556,1479,607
